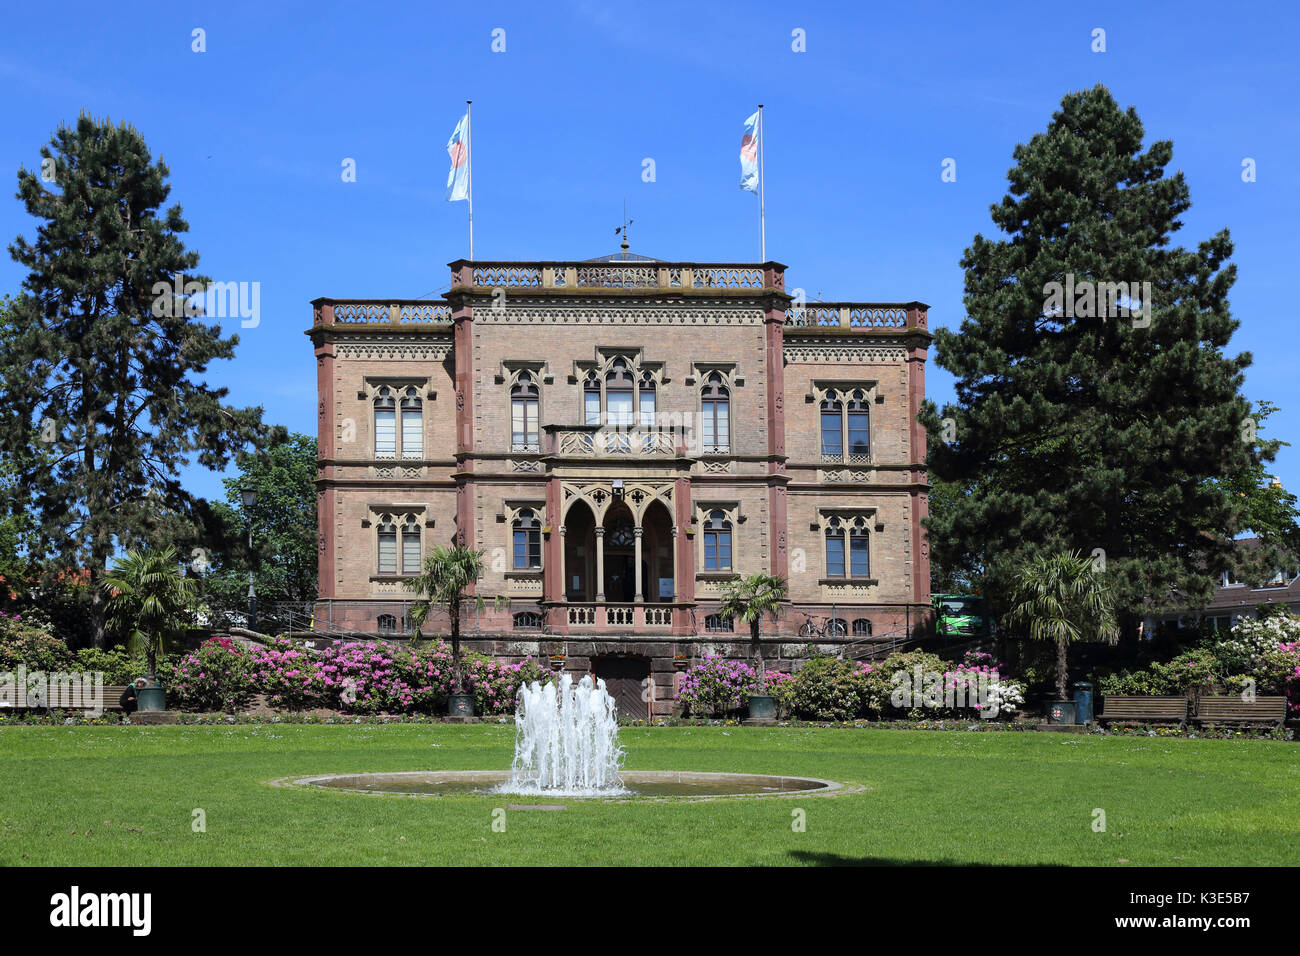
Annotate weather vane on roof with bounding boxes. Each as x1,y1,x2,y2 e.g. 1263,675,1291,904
614,200,632,252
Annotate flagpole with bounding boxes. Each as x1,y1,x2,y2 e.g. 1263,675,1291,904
466,99,474,261
757,103,766,262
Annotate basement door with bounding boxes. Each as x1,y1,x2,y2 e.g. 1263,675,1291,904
591,656,650,721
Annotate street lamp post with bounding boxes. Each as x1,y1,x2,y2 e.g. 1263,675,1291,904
241,486,258,633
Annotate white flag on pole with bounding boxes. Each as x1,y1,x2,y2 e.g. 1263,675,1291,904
446,113,470,202
739,111,759,193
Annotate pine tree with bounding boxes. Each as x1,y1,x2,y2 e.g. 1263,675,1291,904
3,115,278,645
921,85,1268,634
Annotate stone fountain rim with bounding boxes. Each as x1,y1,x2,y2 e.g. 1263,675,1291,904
269,769,853,800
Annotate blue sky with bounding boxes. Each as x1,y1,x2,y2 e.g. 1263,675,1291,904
2,0,1297,505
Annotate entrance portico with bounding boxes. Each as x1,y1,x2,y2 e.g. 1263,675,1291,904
551,479,682,630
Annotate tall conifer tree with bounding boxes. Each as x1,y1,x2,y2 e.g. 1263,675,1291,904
3,115,276,645
921,85,1269,631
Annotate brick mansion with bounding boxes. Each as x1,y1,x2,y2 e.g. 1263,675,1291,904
308,252,933,717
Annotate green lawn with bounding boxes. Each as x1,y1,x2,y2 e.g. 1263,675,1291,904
2,725,1296,865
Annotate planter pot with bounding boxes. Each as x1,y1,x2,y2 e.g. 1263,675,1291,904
448,693,475,718
746,694,776,721
1047,699,1077,725
136,686,167,713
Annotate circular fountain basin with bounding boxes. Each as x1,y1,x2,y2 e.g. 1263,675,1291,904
283,770,842,799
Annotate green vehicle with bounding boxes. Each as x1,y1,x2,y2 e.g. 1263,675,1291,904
932,593,997,639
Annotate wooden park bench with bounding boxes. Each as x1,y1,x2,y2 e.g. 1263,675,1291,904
0,684,127,713
1099,695,1189,728
1194,696,1286,730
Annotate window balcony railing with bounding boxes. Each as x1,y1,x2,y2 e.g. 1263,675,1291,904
554,428,676,458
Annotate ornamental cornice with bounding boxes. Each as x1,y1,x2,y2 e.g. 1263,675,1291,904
470,301,765,326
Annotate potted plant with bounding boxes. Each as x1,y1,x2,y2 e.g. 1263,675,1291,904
101,546,199,713
406,544,501,719
1005,550,1118,724
716,573,788,724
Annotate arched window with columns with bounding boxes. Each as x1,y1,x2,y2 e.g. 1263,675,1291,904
822,513,871,579
817,384,874,463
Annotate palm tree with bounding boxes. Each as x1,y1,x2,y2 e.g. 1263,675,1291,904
404,545,491,696
101,546,199,680
716,573,788,687
1005,550,1119,700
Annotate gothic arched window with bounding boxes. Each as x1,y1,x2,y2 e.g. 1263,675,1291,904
511,372,540,451
375,387,396,460
401,386,423,459
703,509,732,571
512,508,542,570
701,372,731,454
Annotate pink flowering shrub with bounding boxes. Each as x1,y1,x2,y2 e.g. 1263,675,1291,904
464,654,554,715
170,637,252,712
249,639,325,710
319,641,414,713
402,642,551,714
1281,642,1300,714
676,656,791,716
320,640,553,715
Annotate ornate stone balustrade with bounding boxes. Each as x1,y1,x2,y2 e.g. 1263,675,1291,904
784,303,913,328
312,294,927,331
460,262,769,291
564,603,675,628
316,301,453,325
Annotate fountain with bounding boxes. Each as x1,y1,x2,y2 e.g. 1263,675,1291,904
279,673,846,799
504,673,626,795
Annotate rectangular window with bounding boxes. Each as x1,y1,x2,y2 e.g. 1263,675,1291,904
584,390,601,426
703,530,732,571
513,530,541,570
401,409,422,459
847,411,869,457
375,409,396,459
707,530,728,567
402,530,422,573
607,391,633,427
826,535,845,577
378,530,397,574
820,411,843,457
512,399,538,447
703,400,730,451
850,534,869,577
639,391,656,428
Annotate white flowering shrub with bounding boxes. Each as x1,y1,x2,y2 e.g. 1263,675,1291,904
1214,614,1300,671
